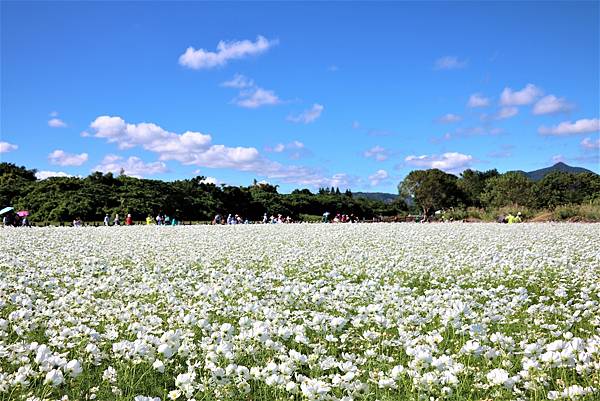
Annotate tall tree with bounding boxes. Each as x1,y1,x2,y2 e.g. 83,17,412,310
480,171,534,208
458,169,499,207
398,169,463,216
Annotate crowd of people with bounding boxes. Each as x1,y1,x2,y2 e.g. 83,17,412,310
98,213,182,226
2,212,30,227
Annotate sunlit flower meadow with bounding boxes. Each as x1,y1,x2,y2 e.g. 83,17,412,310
0,223,598,401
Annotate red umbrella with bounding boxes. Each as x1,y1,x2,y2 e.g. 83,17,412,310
17,210,29,217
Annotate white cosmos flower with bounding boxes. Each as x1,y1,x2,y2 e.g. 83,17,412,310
44,369,64,386
65,359,83,378
152,359,165,373
486,368,509,386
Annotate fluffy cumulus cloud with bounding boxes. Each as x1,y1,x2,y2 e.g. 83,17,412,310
93,154,168,178
287,104,324,124
87,115,243,170
467,93,490,108
0,141,18,153
533,95,573,115
35,170,73,180
500,83,543,106
581,137,600,150
434,56,468,70
538,118,600,136
437,113,462,123
48,118,67,128
404,152,473,172
89,116,347,188
48,149,88,166
178,35,276,69
363,145,389,161
368,169,389,186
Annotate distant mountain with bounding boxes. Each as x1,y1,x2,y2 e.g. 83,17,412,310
354,192,398,203
521,162,596,181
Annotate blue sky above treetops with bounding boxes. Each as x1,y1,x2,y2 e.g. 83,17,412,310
1,1,598,192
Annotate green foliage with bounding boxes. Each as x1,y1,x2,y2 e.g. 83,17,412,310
0,163,399,223
398,169,465,216
553,203,600,221
480,171,535,208
458,169,499,207
534,172,600,208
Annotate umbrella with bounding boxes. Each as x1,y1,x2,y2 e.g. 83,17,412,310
0,207,14,215
17,210,29,217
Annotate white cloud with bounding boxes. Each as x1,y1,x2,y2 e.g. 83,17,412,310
434,56,468,70
532,95,573,115
539,118,600,136
49,111,59,117
179,35,277,70
368,169,389,186
221,75,281,109
496,106,519,120
437,113,462,123
93,154,168,178
500,83,543,106
551,154,566,164
235,87,281,108
404,152,473,173
363,145,389,161
467,93,490,108
265,140,308,160
48,118,67,128
272,143,285,153
89,115,262,170
35,170,73,180
200,176,218,185
48,149,88,166
89,116,349,188
221,74,254,89
0,141,18,153
287,104,324,124
581,137,600,150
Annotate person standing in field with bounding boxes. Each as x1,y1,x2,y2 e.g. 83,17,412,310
103,214,110,226
125,214,133,225
146,215,153,225
114,213,120,226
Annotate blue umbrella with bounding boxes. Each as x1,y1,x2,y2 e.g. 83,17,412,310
0,207,14,215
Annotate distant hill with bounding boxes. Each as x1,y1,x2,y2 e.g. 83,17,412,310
354,192,398,203
519,162,596,181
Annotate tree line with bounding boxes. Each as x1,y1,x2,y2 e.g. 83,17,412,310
0,163,405,223
399,168,600,217
1,162,599,223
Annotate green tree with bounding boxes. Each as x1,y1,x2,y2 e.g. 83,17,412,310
398,169,464,217
458,169,499,207
480,171,534,208
535,171,600,208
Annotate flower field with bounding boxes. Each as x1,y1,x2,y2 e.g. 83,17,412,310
0,223,598,401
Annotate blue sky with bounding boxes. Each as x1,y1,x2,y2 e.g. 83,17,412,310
1,1,598,193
